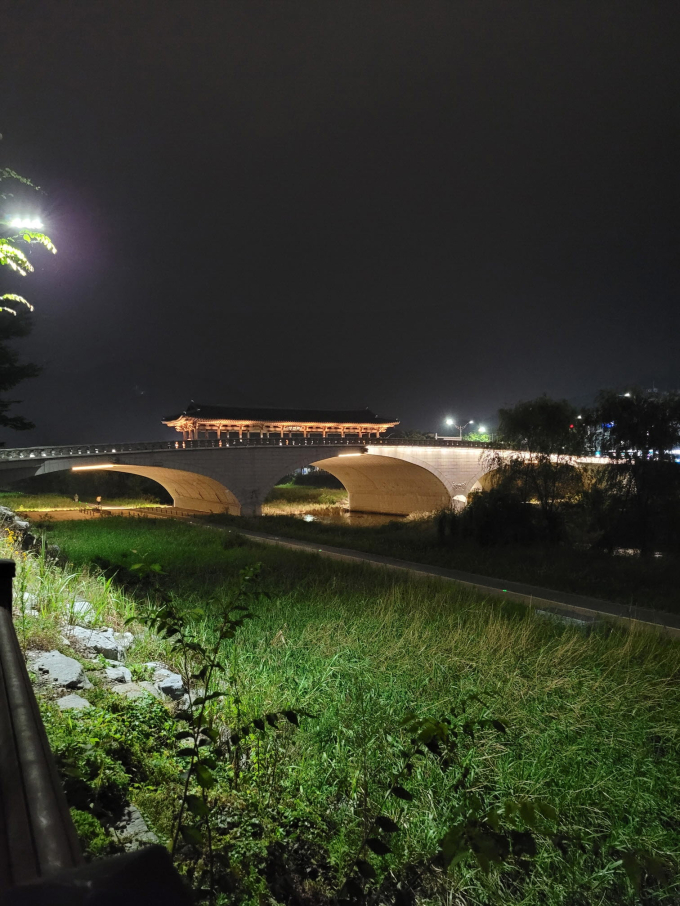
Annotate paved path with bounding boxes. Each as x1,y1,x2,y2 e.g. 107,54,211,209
219,526,680,638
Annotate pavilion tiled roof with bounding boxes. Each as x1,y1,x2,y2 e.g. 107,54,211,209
163,403,398,425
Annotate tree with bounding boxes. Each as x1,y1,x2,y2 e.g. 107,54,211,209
593,389,680,554
0,164,56,433
1,167,57,314
0,311,41,431
484,396,588,543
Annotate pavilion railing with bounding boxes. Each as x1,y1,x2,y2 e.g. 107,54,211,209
0,436,500,462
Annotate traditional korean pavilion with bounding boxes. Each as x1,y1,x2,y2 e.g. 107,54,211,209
162,403,399,440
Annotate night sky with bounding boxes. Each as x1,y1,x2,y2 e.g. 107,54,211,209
1,2,679,444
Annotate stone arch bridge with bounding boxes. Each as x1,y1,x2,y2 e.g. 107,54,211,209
0,438,517,516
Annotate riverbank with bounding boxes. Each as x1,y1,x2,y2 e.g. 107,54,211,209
204,512,680,615
15,513,680,903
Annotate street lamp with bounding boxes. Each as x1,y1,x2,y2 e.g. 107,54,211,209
7,216,44,230
445,418,474,440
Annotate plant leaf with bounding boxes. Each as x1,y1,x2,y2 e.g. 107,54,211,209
356,859,376,880
185,794,210,818
390,785,414,801
374,815,399,834
282,710,299,725
365,838,391,856
180,825,203,846
195,763,215,789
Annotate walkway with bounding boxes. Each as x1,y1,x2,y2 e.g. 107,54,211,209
219,526,680,639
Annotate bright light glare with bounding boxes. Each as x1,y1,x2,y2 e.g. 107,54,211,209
72,464,116,471
577,415,583,419
624,393,631,397
445,418,454,426
9,217,43,230
469,420,474,424
478,426,486,433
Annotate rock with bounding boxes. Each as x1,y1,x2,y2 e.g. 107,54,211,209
66,626,134,661
23,592,39,610
175,688,206,712
113,805,158,850
33,650,93,690
110,682,163,701
144,663,186,700
13,519,30,531
154,670,186,700
69,599,96,626
0,506,15,518
104,665,133,684
57,693,92,710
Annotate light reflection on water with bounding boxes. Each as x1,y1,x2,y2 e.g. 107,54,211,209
297,507,407,528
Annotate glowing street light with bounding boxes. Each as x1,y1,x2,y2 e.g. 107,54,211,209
445,418,474,441
8,216,44,230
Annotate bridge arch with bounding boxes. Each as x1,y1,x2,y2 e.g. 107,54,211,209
102,465,241,514
56,463,241,514
299,452,451,516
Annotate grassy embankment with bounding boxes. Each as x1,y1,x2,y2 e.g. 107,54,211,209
20,515,680,904
0,491,155,511
207,511,680,615
262,484,347,515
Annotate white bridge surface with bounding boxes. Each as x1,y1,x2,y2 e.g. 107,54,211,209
0,438,503,516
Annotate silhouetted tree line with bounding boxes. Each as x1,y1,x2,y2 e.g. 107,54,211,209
440,391,680,556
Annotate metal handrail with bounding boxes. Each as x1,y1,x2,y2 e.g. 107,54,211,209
0,436,500,463
0,560,82,889
0,559,192,901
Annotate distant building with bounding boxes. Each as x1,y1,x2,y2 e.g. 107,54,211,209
163,403,399,441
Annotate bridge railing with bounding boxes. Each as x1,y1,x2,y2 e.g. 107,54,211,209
0,436,500,462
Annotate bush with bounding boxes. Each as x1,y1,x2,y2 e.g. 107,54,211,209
71,809,116,857
442,489,541,546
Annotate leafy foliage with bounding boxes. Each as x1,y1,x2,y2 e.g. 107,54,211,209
590,389,680,554
0,167,56,314
0,164,55,430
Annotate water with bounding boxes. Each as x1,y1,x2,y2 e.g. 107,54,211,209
297,507,407,528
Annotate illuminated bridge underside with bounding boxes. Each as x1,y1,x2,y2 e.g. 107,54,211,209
99,465,241,515
313,455,449,516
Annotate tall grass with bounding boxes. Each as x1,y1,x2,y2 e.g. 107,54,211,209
0,491,155,511
207,511,680,614
262,485,348,515
40,516,680,904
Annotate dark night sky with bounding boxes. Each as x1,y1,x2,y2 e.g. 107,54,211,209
1,1,679,444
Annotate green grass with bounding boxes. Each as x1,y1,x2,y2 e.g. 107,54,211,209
204,512,680,615
0,491,155,510
263,484,348,513
39,516,680,904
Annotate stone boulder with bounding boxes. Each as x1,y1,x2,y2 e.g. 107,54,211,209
57,693,92,710
144,662,186,700
66,626,134,661
112,805,158,850
33,650,93,690
68,599,96,626
104,665,133,684
110,682,163,701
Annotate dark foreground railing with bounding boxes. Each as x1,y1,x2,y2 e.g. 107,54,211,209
0,560,190,904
